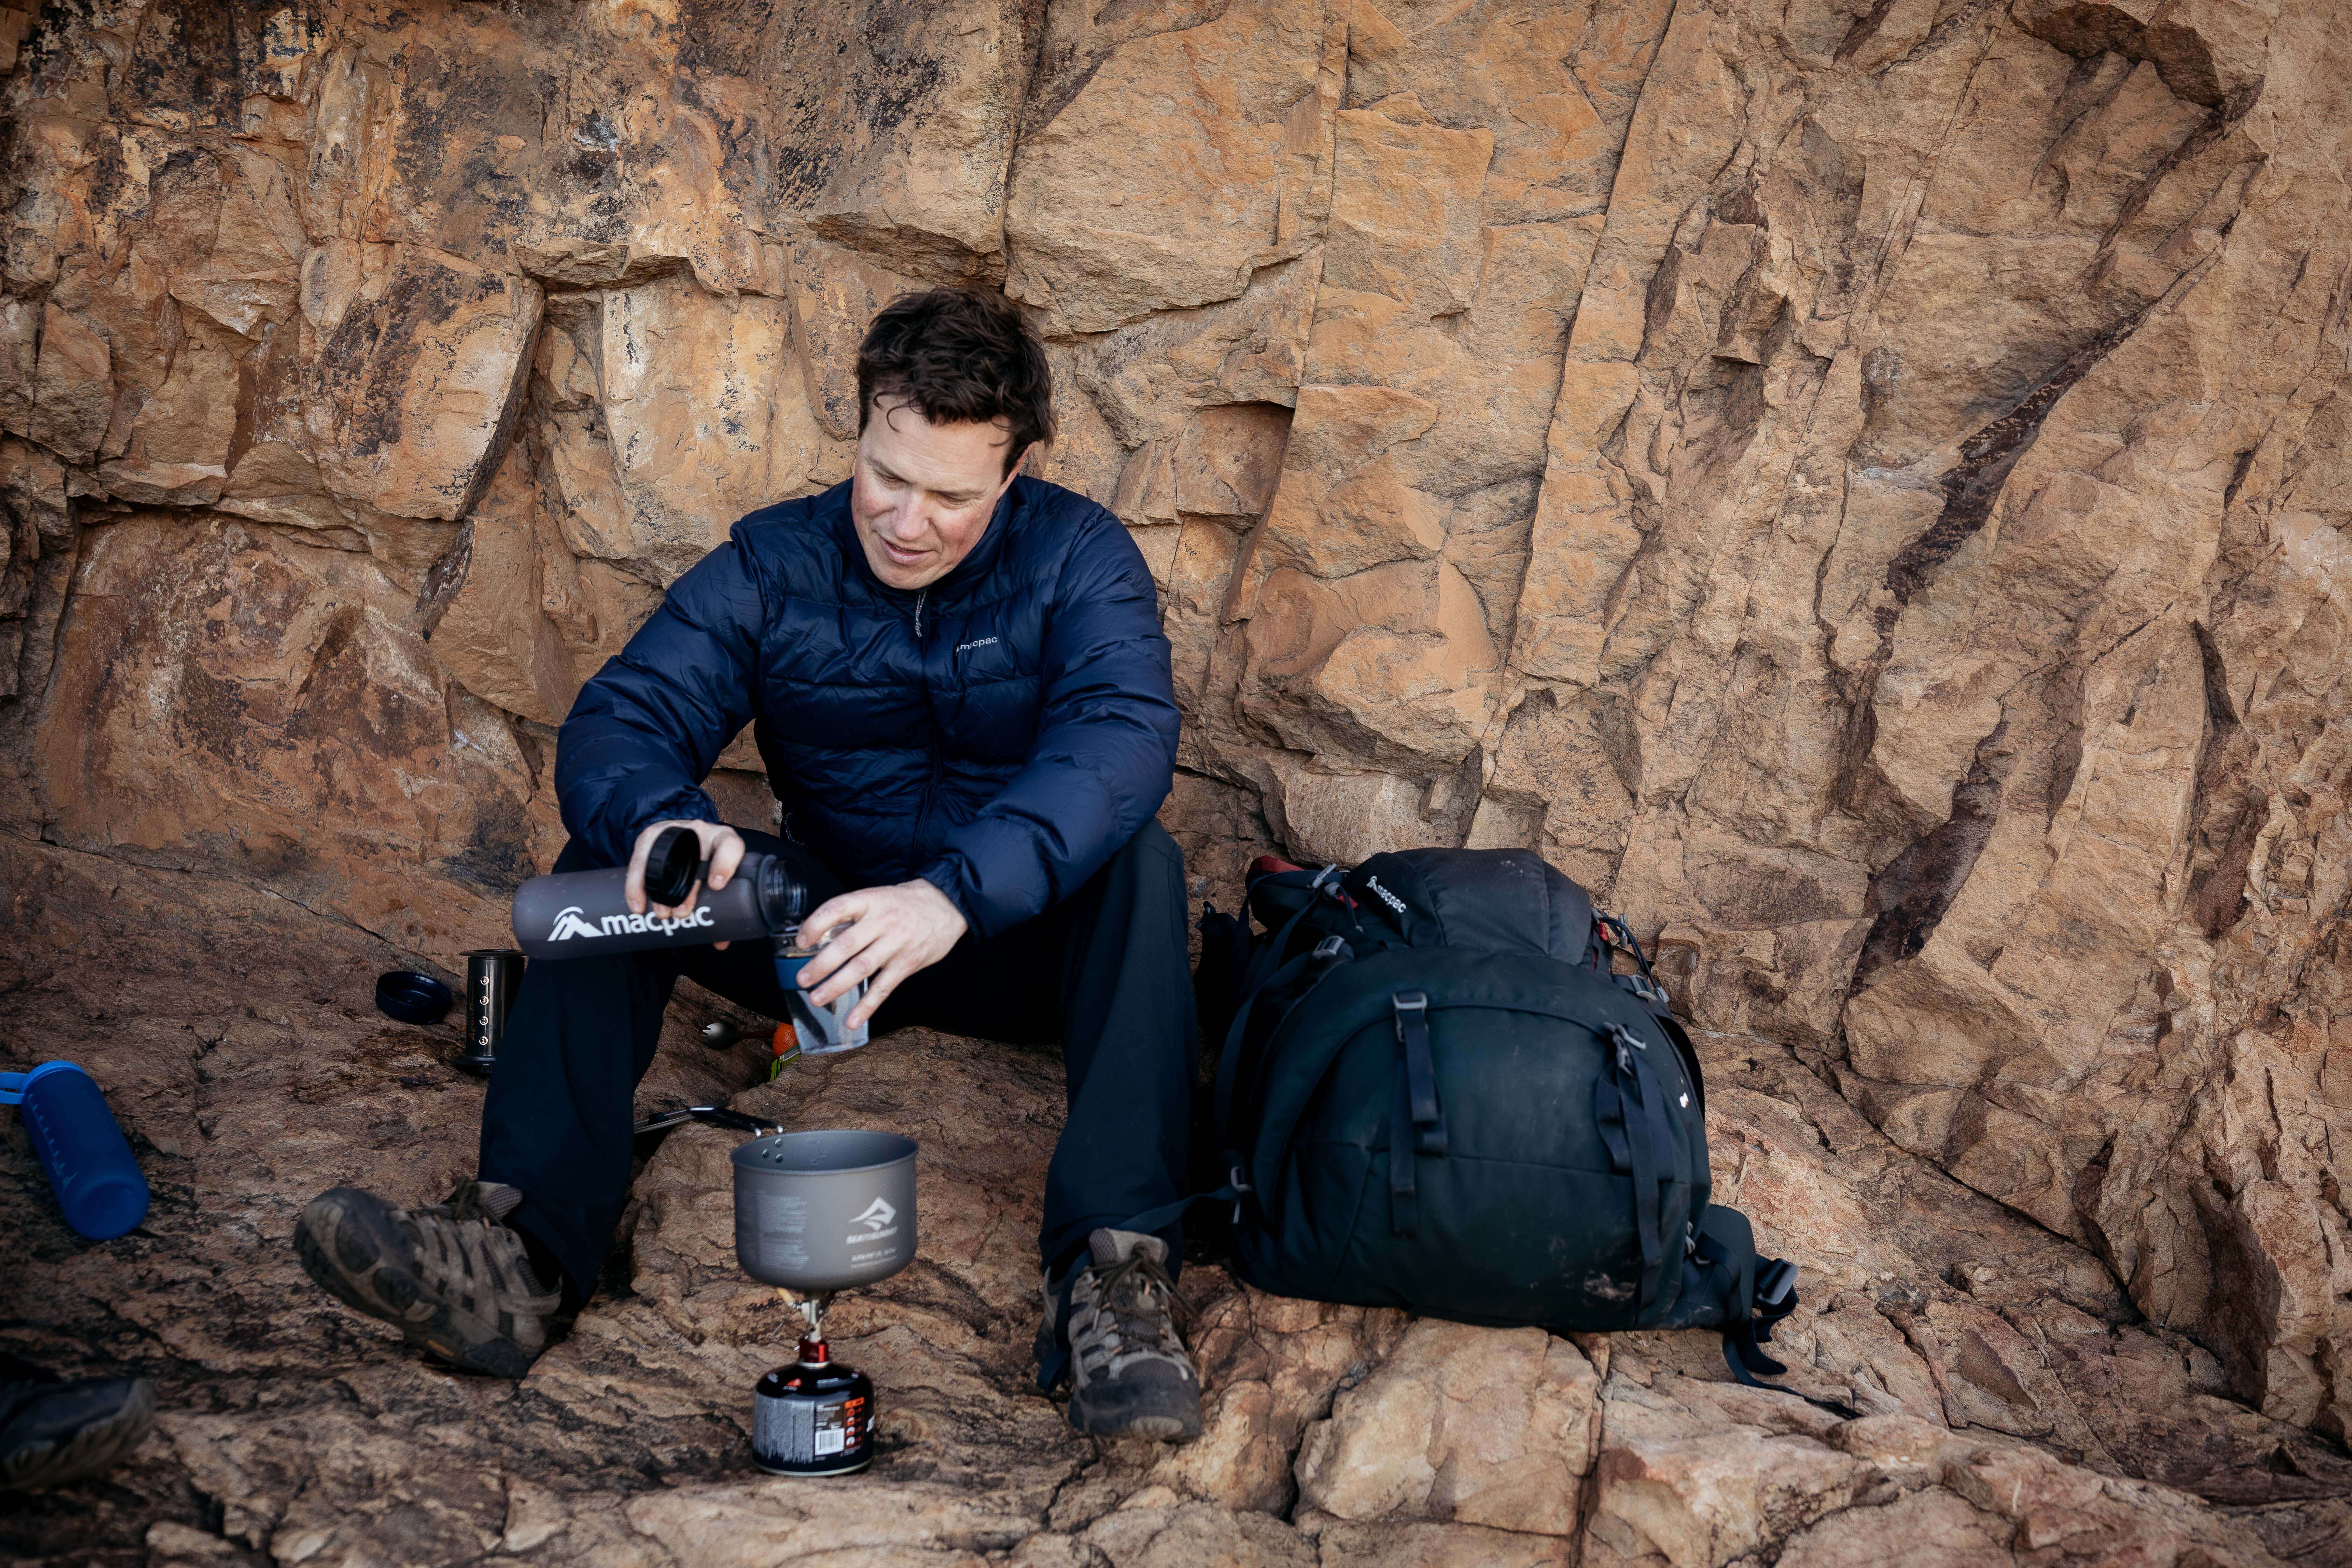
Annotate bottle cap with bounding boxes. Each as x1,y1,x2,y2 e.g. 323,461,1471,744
644,826,702,907
0,1060,93,1105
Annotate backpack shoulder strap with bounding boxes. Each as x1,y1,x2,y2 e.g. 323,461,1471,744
1212,923,1355,1146
1691,1205,1858,1419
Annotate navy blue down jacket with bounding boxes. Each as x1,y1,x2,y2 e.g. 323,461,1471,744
554,476,1180,938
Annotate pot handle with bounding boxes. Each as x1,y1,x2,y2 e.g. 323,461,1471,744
631,1105,785,1138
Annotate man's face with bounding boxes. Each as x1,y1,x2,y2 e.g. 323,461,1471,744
850,398,1026,590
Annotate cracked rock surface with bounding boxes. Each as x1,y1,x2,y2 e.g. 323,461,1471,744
7,841,2350,1564
7,0,2352,1561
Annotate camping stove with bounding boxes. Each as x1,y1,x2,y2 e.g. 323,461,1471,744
731,1129,918,1477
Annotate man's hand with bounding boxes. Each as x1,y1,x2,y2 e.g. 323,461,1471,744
797,880,967,1029
628,819,747,949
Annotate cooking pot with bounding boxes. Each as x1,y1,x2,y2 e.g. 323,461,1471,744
732,1129,918,1293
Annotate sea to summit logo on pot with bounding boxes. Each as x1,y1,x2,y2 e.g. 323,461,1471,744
846,1196,901,1247
546,904,715,941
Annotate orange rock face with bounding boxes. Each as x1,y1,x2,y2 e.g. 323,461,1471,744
5,0,2352,1562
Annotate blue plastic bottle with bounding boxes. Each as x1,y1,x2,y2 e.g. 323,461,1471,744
1,1061,150,1240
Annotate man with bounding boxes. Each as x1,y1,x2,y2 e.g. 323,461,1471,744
295,289,1203,1441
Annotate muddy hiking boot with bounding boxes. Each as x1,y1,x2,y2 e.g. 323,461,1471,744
0,1357,157,1491
295,1180,561,1378
1046,1228,1203,1441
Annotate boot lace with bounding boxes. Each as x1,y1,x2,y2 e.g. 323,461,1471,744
1077,1248,1193,1369
407,1182,559,1346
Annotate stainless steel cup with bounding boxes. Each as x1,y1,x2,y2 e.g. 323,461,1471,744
732,1130,918,1293
459,949,523,1075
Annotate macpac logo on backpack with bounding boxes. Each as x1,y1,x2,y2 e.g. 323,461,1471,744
1150,846,1839,1412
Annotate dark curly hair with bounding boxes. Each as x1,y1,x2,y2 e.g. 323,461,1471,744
855,289,1055,477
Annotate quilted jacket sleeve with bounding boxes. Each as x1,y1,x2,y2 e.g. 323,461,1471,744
919,509,1180,937
554,533,765,869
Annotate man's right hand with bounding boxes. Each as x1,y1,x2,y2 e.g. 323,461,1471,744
628,820,747,947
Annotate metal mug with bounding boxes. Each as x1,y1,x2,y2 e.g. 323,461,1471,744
459,949,524,1075
775,932,871,1055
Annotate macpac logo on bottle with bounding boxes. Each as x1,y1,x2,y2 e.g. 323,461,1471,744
547,904,716,941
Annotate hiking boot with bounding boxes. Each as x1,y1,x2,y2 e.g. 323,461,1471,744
1049,1228,1202,1441
294,1180,560,1378
0,1359,156,1491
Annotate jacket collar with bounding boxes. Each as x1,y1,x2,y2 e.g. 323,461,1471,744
831,477,1021,603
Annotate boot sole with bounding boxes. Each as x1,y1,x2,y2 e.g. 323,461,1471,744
1066,1378,1204,1442
295,1189,536,1379
0,1379,156,1491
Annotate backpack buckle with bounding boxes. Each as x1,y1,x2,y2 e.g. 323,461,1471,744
1600,916,1674,1007
1605,1022,1645,1078
1311,935,1353,964
1392,990,1427,1041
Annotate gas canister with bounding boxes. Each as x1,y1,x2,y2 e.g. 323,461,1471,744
751,1336,876,1476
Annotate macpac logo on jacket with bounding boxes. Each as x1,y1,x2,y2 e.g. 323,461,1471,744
553,477,1181,938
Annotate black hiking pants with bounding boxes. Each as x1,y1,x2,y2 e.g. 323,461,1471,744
477,821,1196,1302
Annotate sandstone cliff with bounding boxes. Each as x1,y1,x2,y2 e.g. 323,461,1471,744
5,1,2352,1564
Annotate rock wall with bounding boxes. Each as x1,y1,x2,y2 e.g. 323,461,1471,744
4,0,2352,1471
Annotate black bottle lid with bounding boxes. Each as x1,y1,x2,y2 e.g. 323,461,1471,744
644,826,701,906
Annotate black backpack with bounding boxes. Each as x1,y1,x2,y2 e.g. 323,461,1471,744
1174,847,1830,1402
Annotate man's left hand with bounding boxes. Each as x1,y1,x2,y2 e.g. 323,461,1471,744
797,880,968,1029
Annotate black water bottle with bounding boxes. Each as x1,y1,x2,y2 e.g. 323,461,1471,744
511,827,807,959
